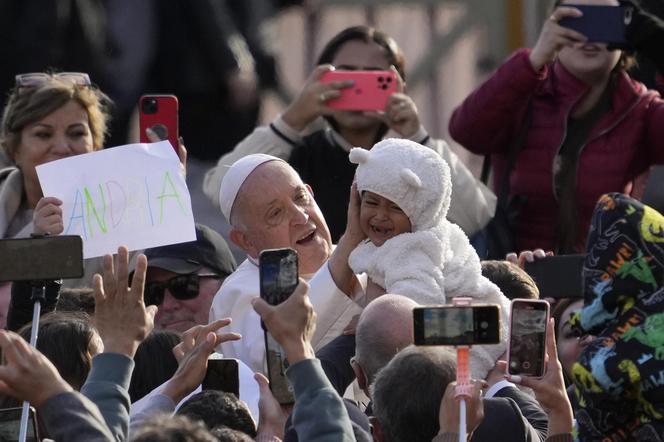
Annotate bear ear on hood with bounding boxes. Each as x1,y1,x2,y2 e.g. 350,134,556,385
400,168,422,189
349,147,370,165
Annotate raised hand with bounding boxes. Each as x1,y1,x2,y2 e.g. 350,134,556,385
92,246,156,358
529,6,587,71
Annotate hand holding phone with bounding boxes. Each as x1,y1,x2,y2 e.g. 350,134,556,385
319,70,398,111
258,248,299,405
558,4,629,45
139,95,179,152
523,254,585,299
507,299,549,377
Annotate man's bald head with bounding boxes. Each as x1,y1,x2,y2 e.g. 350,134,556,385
355,294,419,385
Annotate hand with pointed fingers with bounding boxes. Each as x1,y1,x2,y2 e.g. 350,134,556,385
254,373,289,440
0,330,72,407
282,65,354,132
32,197,64,236
252,279,316,364
505,248,552,269
93,246,156,358
171,318,241,363
504,318,573,435
530,6,587,71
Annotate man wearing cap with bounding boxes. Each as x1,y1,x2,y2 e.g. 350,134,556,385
210,154,363,373
143,223,237,333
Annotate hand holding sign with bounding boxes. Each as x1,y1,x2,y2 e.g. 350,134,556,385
36,141,196,258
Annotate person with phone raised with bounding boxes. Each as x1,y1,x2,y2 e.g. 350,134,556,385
449,0,664,255
204,25,495,244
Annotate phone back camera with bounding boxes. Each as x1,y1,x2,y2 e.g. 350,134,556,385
378,76,385,83
142,98,158,114
380,84,389,90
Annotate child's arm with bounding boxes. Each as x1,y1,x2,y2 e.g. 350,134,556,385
328,183,365,296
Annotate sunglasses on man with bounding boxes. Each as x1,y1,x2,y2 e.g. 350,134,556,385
144,273,222,306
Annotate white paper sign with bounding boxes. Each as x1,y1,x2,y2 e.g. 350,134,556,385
36,141,196,258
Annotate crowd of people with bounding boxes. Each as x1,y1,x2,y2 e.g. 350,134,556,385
1,0,664,441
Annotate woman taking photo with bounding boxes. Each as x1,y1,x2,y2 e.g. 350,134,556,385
449,0,664,254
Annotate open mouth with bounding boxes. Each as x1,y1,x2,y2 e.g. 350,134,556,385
296,230,316,245
370,225,393,237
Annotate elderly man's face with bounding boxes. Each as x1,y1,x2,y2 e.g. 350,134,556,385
146,267,223,332
232,161,332,275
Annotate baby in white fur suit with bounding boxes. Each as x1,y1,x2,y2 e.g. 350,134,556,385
348,138,510,378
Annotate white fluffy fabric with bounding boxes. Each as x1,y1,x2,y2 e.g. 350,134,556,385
349,138,510,379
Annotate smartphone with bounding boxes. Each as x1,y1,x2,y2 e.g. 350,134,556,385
523,254,585,299
0,236,83,282
507,299,550,377
139,95,179,152
558,4,629,45
0,407,39,442
319,70,398,111
201,358,240,397
413,305,501,346
259,248,298,404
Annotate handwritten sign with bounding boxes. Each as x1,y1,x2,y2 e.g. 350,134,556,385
36,141,196,258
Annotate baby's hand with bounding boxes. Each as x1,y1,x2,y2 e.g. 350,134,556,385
33,197,64,236
342,182,366,247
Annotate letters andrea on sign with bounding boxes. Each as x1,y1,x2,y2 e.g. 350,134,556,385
64,171,187,239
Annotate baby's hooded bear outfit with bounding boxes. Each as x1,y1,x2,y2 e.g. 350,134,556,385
348,138,509,378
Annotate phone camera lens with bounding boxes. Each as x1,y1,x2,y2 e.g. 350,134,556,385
378,76,385,83
142,98,158,114
386,77,393,83
381,84,388,90
480,321,489,329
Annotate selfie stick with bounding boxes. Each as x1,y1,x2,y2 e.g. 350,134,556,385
452,297,473,442
18,282,48,442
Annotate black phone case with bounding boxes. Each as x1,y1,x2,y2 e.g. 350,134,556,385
558,4,628,45
523,254,585,299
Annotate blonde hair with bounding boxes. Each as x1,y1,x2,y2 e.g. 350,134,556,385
1,75,111,160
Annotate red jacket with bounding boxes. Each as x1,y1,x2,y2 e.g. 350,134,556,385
449,49,664,252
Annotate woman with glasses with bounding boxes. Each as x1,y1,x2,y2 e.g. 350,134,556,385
0,72,108,240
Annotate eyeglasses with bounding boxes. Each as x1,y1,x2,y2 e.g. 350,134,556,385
15,72,91,88
144,273,222,306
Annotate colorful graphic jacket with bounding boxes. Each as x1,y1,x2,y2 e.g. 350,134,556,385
571,193,664,441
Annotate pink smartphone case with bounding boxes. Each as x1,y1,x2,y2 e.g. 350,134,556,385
320,70,398,111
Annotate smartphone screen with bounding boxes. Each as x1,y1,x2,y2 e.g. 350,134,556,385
259,248,298,305
0,236,83,282
507,299,549,377
523,254,585,299
139,95,179,152
0,407,38,442
258,248,298,404
558,4,628,45
201,358,240,397
413,305,501,346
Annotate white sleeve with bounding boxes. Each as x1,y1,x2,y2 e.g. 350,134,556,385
308,263,363,349
202,116,303,210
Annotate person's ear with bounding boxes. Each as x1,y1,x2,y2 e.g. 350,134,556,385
351,357,369,393
305,183,315,198
229,228,258,259
369,416,385,442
